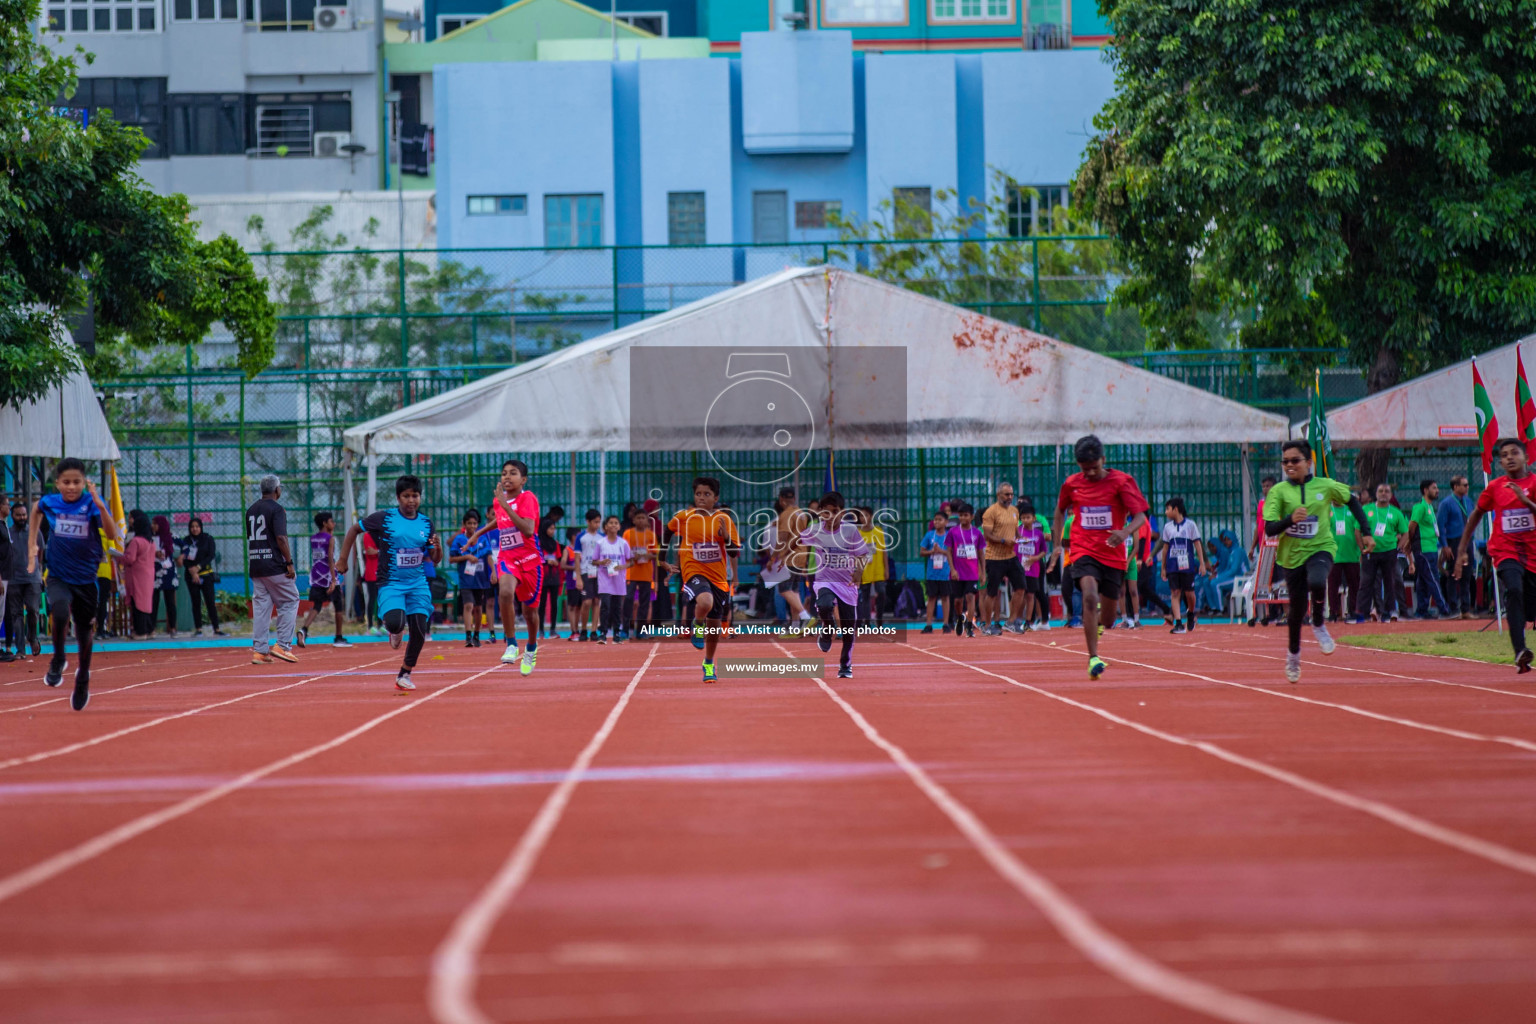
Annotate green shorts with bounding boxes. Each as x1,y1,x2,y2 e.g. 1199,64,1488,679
1125,559,1140,582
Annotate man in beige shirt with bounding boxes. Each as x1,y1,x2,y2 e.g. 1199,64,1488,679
981,483,1027,635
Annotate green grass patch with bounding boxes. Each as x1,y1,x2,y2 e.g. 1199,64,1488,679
1341,631,1515,665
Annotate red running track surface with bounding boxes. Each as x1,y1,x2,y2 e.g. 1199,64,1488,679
0,621,1534,1023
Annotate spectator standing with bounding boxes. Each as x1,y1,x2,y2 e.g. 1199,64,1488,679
1359,483,1410,622
980,484,1025,636
623,506,658,639
180,516,224,636
361,529,382,635
1327,496,1364,622
246,475,299,664
856,506,889,628
152,515,180,636
1438,475,1474,618
0,493,10,662
918,510,951,633
7,502,43,657
111,509,157,640
1408,480,1450,618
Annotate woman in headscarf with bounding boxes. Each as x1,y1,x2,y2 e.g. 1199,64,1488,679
111,510,158,639
149,515,179,636
180,516,225,636
1200,528,1248,614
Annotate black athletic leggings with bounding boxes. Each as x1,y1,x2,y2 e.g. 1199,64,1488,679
47,577,96,674
1358,550,1399,620
1284,552,1333,654
815,587,856,671
1327,561,1359,622
1496,560,1536,656
382,609,429,669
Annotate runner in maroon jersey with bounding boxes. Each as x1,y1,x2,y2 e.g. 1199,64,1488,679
1045,434,1150,679
469,460,543,675
1457,438,1536,673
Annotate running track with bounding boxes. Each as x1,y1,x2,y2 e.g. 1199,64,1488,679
1,622,1534,1023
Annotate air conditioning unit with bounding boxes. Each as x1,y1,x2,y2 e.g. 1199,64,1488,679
313,131,351,157
313,6,351,30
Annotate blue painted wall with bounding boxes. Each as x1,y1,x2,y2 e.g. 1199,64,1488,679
981,49,1115,207
864,52,957,225
437,46,1114,265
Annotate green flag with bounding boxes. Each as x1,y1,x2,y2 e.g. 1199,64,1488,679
1309,368,1332,478
1473,357,1498,473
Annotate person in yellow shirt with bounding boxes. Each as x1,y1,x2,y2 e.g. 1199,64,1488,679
96,528,117,638
856,506,889,628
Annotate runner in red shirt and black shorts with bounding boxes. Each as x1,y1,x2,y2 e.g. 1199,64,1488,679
1046,434,1150,679
470,459,543,676
1457,437,1536,673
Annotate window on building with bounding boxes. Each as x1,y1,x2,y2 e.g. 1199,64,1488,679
250,92,350,156
47,0,159,32
667,192,706,246
1005,183,1069,236
436,13,480,35
169,94,246,155
1025,0,1067,47
932,0,1010,18
253,0,346,31
173,0,238,19
615,10,666,35
544,194,603,247
794,200,842,230
753,191,788,244
57,77,166,157
892,187,932,235
822,0,905,23
468,195,528,216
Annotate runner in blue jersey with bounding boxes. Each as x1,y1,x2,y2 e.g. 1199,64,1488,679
26,458,120,710
338,474,441,692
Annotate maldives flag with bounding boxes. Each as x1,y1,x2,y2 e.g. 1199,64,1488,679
1518,344,1536,460
1473,357,1498,473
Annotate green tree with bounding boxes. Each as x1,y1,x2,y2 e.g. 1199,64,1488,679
1077,0,1536,479
0,0,275,410
827,173,1146,353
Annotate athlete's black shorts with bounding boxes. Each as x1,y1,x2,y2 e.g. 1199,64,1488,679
308,585,338,607
924,579,952,599
46,576,98,624
774,579,797,594
1071,556,1125,600
951,579,977,599
1166,570,1197,592
985,557,1027,596
682,574,729,620
583,575,598,600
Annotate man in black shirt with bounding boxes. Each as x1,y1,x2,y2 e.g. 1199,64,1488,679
6,501,43,658
247,474,299,664
0,491,11,663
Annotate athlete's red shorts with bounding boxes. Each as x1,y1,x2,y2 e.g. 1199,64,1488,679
499,557,545,604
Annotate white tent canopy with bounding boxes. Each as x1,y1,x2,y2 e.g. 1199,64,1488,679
0,368,120,461
344,267,1288,457
1298,335,1532,447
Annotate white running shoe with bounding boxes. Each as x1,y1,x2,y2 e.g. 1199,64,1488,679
395,669,415,691
500,644,520,665
1285,652,1301,684
1313,624,1336,655
521,647,537,676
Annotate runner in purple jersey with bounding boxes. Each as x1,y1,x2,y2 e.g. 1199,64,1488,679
798,491,871,679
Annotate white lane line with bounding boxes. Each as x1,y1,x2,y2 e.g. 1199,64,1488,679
429,643,659,1024
0,663,499,907
804,665,1344,1024
0,664,228,715
918,644,1536,881
1164,634,1536,701
1026,635,1536,755
0,658,395,772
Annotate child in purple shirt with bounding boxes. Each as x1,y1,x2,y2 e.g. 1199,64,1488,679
798,491,871,678
1013,500,1049,630
944,504,983,635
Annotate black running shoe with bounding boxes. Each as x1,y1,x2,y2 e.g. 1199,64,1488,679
71,670,90,711
464,637,476,648
45,658,66,688
817,630,832,654
1518,648,1533,675
837,666,853,679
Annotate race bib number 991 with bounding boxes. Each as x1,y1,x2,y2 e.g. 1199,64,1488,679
1287,516,1319,538
1079,506,1113,530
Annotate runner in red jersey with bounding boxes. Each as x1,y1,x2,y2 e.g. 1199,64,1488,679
1045,434,1150,679
1457,437,1536,673
469,459,543,675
